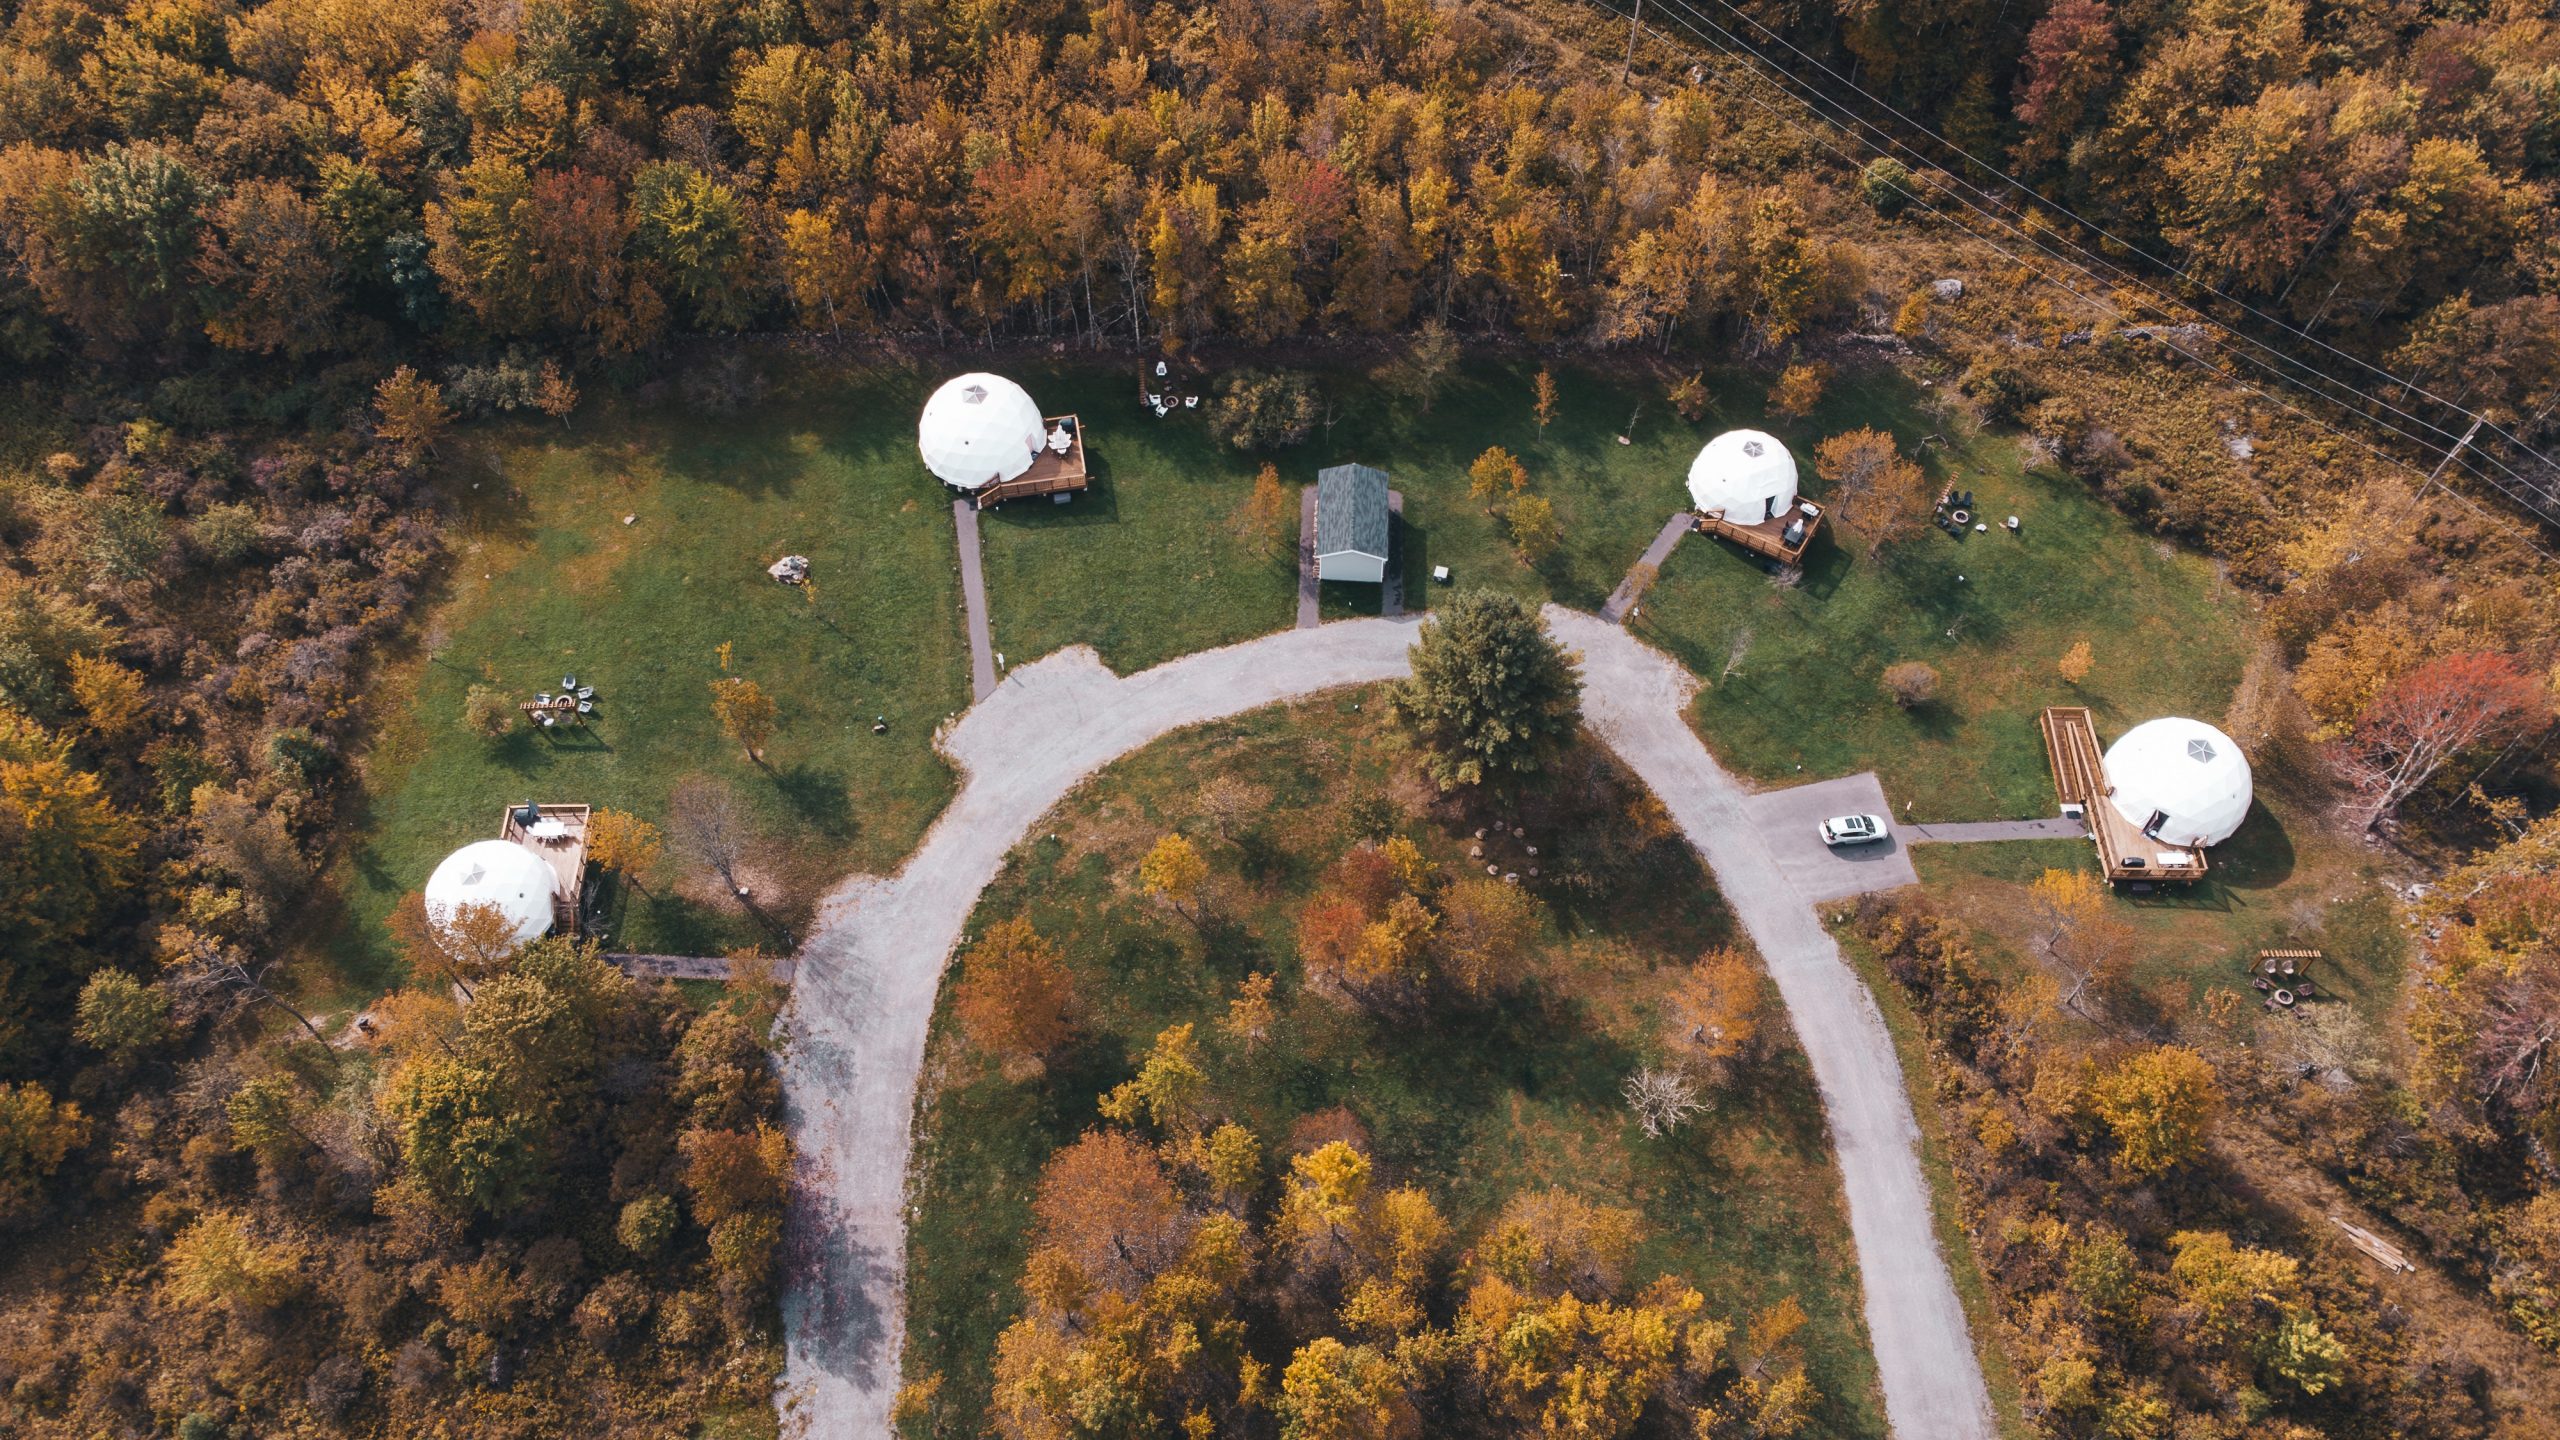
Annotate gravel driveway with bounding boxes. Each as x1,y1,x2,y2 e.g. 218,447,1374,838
778,610,1996,1440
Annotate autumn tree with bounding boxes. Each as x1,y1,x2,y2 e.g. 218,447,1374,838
1505,493,1562,564
1030,1129,1191,1296
1813,427,1930,551
1768,362,1828,419
2087,1045,2222,1176
669,775,751,895
374,366,451,452
2058,640,2094,685
1099,1024,1208,1133
1138,833,1208,925
462,683,516,739
0,1081,89,1222
1433,878,1542,998
1236,463,1293,559
1667,948,1764,1073
66,654,145,740
1194,774,1271,843
1880,661,1938,708
709,676,778,763
163,1211,302,1310
1390,590,1583,790
1532,368,1559,433
953,917,1076,1069
1467,446,1528,509
1276,1336,1418,1440
584,808,664,895
2336,651,2548,829
1221,971,1278,1049
1372,319,1458,413
1625,1065,1704,1138
74,969,170,1064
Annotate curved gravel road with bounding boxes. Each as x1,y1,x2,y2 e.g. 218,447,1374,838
779,610,1995,1440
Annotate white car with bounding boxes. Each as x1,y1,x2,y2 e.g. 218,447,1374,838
1818,813,1890,847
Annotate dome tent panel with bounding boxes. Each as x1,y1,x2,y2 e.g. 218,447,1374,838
1686,429,1801,522
423,839,557,947
2103,717,2253,848
918,372,1046,489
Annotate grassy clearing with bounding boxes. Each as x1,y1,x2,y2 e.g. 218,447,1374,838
1908,798,2409,1027
902,693,1887,1438
328,371,970,998
1634,366,2255,821
976,357,1801,665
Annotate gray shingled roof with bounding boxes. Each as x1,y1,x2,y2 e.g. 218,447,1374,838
1314,463,1391,558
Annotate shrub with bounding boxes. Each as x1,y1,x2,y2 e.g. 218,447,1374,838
1768,362,1829,419
462,684,515,739
1960,355,2040,424
1860,158,1916,217
1880,661,1939,707
1207,368,1321,451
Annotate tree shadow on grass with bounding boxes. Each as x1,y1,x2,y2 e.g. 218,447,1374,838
773,761,858,841
633,892,734,957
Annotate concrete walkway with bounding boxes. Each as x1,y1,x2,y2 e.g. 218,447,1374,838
951,499,997,700
778,610,1997,1440
1600,513,1694,623
1905,816,2089,844
1294,486,1320,629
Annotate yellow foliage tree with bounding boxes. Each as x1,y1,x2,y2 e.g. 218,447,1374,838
2058,639,2094,685
2088,1046,2222,1176
1139,833,1209,924
708,676,777,762
66,654,146,740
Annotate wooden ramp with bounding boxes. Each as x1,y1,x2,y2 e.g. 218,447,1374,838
2037,707,2207,884
2040,706,2104,807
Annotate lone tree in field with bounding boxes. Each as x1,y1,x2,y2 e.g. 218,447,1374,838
1468,445,1528,508
2058,639,2094,685
1813,426,1930,551
2336,650,2548,830
1532,367,1559,433
1390,590,1582,790
1879,661,1938,708
708,676,777,764
669,775,750,895
462,684,516,739
1139,833,1209,925
1235,463,1293,558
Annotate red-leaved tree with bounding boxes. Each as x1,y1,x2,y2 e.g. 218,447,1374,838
2335,651,2549,829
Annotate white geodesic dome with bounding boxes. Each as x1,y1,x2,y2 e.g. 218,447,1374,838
1686,429,1801,522
918,373,1045,489
2104,717,2254,848
423,840,556,948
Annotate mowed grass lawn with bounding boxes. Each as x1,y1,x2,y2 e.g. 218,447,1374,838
902,695,1887,1440
1908,814,2409,1026
1634,366,2255,821
976,358,1775,669
331,372,971,994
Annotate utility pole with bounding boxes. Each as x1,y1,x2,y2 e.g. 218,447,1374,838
1623,0,1643,84
2399,416,2483,523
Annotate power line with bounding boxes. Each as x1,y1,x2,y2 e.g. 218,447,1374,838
1613,0,2560,484
1601,6,2556,554
1628,0,2545,492
1610,0,2560,532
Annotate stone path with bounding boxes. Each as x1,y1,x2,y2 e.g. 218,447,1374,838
778,610,1998,1440
951,499,997,700
1294,486,1320,629
1600,513,1695,622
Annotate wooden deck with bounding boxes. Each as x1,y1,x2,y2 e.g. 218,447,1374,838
975,415,1088,508
2038,707,2207,883
1696,500,1823,565
499,803,591,931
